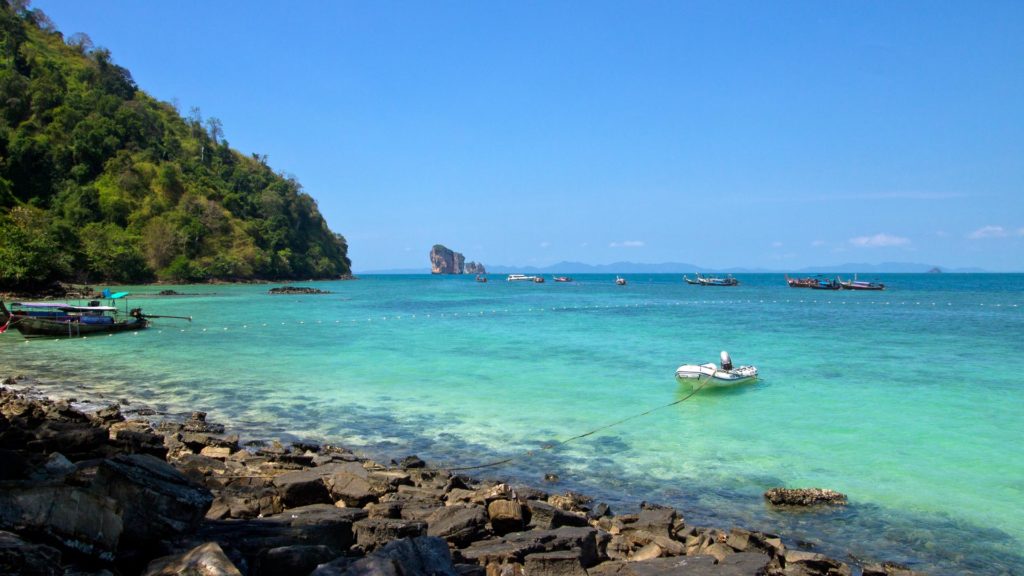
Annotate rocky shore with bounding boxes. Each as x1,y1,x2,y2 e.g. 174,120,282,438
0,377,922,576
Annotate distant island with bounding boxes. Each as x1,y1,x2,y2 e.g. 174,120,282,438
429,245,486,275
363,260,990,275
0,4,351,292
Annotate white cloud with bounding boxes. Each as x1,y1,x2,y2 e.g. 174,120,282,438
771,241,783,248
967,225,1009,239
609,240,645,248
811,240,827,247
539,241,551,248
849,233,910,248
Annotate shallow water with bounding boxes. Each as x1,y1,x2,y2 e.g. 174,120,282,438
2,274,1022,574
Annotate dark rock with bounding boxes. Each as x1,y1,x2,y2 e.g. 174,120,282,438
26,420,109,458
94,454,213,547
543,473,559,483
460,527,603,568
587,502,612,519
718,551,771,573
92,404,124,425
309,556,358,576
401,454,427,468
0,484,122,556
142,541,242,576
629,507,677,538
523,550,586,576
455,563,485,576
111,429,168,459
764,488,847,507
426,504,489,546
323,462,380,507
353,517,428,552
547,492,592,513
0,448,34,480
782,550,851,576
268,286,332,295
0,529,62,576
272,467,333,507
259,544,337,575
526,500,589,529
349,536,458,576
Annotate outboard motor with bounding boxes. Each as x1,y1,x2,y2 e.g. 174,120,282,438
720,351,733,371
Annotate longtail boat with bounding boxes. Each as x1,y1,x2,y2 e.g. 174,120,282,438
686,273,739,286
0,301,147,338
838,275,886,291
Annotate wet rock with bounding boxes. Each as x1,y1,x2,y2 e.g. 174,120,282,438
487,499,525,535
861,561,927,576
426,504,489,546
353,517,428,552
764,488,848,507
523,550,586,576
111,429,168,459
526,500,589,529
401,454,427,468
142,541,242,576
547,492,592,514
91,404,124,425
0,529,62,576
268,286,332,295
258,544,337,575
93,454,213,547
718,552,772,573
323,462,380,507
781,550,851,576
460,527,603,568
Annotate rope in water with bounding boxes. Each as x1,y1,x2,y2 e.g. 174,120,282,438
446,380,710,472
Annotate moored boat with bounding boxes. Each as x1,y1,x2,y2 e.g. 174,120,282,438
786,274,839,289
675,351,758,388
475,274,488,283
533,276,545,283
506,274,537,282
688,273,739,286
553,276,573,282
0,301,148,338
615,276,627,285
838,275,885,291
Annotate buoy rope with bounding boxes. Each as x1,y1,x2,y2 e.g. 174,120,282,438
447,379,710,472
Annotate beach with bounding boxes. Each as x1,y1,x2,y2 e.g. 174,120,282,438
1,274,1022,574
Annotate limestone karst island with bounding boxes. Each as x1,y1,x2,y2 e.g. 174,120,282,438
430,244,486,275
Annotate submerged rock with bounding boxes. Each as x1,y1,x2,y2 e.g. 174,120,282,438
268,286,331,295
764,488,848,507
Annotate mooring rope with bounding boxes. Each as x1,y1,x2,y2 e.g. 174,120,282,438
447,379,710,472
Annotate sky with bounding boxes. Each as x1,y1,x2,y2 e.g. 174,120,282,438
33,1,1024,271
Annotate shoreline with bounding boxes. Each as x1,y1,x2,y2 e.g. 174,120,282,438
0,373,923,576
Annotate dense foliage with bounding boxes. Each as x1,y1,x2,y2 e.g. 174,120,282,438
0,1,350,290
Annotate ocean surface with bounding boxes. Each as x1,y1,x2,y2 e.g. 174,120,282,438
2,274,1022,574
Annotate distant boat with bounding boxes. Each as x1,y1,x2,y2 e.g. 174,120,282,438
553,276,573,282
687,273,738,286
615,276,627,285
676,351,758,388
507,274,536,282
533,276,545,283
1,301,148,338
838,275,885,291
475,274,488,283
786,274,838,289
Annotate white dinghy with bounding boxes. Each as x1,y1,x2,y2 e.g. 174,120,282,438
675,351,758,388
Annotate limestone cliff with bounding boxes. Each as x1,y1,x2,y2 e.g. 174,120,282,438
430,245,465,274
430,245,486,274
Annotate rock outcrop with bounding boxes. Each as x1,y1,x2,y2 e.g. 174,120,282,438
430,245,487,275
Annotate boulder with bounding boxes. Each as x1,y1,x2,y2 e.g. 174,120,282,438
487,499,525,535
523,550,586,576
351,536,458,576
258,544,337,575
426,504,489,546
526,500,589,529
93,454,213,547
764,488,848,507
0,484,122,556
460,527,603,568
142,542,242,576
353,517,428,552
272,467,333,508
25,420,109,458
0,529,62,576
782,550,852,576
111,429,168,459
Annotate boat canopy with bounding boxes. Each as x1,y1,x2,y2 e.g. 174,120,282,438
13,302,118,312
101,289,130,299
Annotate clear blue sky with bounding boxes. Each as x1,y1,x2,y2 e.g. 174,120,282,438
34,1,1024,271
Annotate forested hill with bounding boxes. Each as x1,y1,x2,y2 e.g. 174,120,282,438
0,2,351,290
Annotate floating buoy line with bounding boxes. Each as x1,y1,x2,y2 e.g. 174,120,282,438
20,297,1019,344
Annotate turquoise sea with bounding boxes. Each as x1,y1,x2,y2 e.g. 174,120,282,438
2,274,1022,574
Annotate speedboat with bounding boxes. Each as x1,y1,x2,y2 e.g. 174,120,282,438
615,276,627,285
675,351,758,388
507,274,536,282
